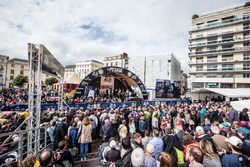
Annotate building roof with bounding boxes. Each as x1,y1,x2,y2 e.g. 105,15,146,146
77,60,103,65
8,58,28,63
191,88,250,98
65,65,76,68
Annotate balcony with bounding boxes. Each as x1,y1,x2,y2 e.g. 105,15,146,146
190,36,250,48
191,16,250,31
190,67,250,74
189,46,250,56
189,27,250,41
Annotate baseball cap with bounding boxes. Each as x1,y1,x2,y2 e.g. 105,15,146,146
225,136,243,148
237,127,250,136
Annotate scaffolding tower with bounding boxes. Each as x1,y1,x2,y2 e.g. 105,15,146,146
27,43,42,155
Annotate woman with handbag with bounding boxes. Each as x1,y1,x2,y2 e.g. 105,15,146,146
78,117,92,161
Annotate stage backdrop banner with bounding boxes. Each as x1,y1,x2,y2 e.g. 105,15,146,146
100,76,114,90
155,79,181,98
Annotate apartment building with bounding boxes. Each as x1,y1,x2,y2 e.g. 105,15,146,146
6,58,29,88
189,4,250,90
64,65,76,81
75,60,103,79
0,55,9,89
103,52,129,68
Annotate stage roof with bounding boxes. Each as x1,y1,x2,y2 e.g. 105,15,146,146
191,88,250,98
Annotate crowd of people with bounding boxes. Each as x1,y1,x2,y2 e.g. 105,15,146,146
1,100,249,167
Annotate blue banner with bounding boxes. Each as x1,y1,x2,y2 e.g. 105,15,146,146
0,100,191,111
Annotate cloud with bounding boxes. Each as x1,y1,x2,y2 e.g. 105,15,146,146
0,0,248,72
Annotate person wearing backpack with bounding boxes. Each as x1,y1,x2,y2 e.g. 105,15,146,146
222,136,249,167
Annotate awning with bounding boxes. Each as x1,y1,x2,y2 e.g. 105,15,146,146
191,88,250,98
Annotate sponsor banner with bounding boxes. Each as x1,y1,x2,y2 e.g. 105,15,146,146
0,100,191,111
100,76,114,90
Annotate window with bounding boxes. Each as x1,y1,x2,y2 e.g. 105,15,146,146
196,74,204,78
21,65,24,68
106,63,108,66
244,53,250,61
10,76,14,80
221,16,235,23
243,23,250,30
196,65,203,71
222,74,233,78
207,65,217,71
207,37,218,44
243,13,250,19
207,46,217,53
207,74,217,78
222,34,234,42
20,71,24,75
222,64,234,71
196,57,203,63
111,62,113,66
222,44,234,51
222,55,234,61
10,69,14,74
243,73,250,78
193,82,204,88
195,48,203,54
196,34,203,38
207,56,217,62
243,42,250,47
115,62,118,66
11,64,14,68
244,32,250,39
196,22,204,26
243,64,250,70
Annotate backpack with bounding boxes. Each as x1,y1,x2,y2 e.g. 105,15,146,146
238,154,250,167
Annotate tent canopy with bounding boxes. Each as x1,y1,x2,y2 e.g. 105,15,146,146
191,88,250,98
231,100,250,111
66,73,81,84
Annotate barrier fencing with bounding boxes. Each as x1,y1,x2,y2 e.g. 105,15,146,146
0,127,51,167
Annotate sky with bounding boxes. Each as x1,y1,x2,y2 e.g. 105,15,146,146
0,0,248,72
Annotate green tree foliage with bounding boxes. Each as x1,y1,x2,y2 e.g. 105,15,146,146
12,75,28,88
45,77,58,86
192,14,199,19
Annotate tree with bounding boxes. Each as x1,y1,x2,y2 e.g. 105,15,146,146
245,2,250,7
192,14,199,19
12,75,28,88
45,77,58,86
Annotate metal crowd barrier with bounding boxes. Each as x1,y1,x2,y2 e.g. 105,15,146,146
0,127,51,167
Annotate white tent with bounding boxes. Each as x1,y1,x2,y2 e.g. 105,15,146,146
191,88,250,98
231,100,250,111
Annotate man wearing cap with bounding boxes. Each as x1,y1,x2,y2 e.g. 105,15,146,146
237,127,250,156
222,136,249,167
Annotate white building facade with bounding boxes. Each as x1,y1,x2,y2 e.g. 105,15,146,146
129,53,181,88
103,53,129,68
0,55,9,89
189,4,250,90
64,65,76,81
75,60,103,79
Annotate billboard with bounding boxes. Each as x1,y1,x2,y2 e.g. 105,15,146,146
155,79,181,98
28,43,65,77
100,76,114,90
